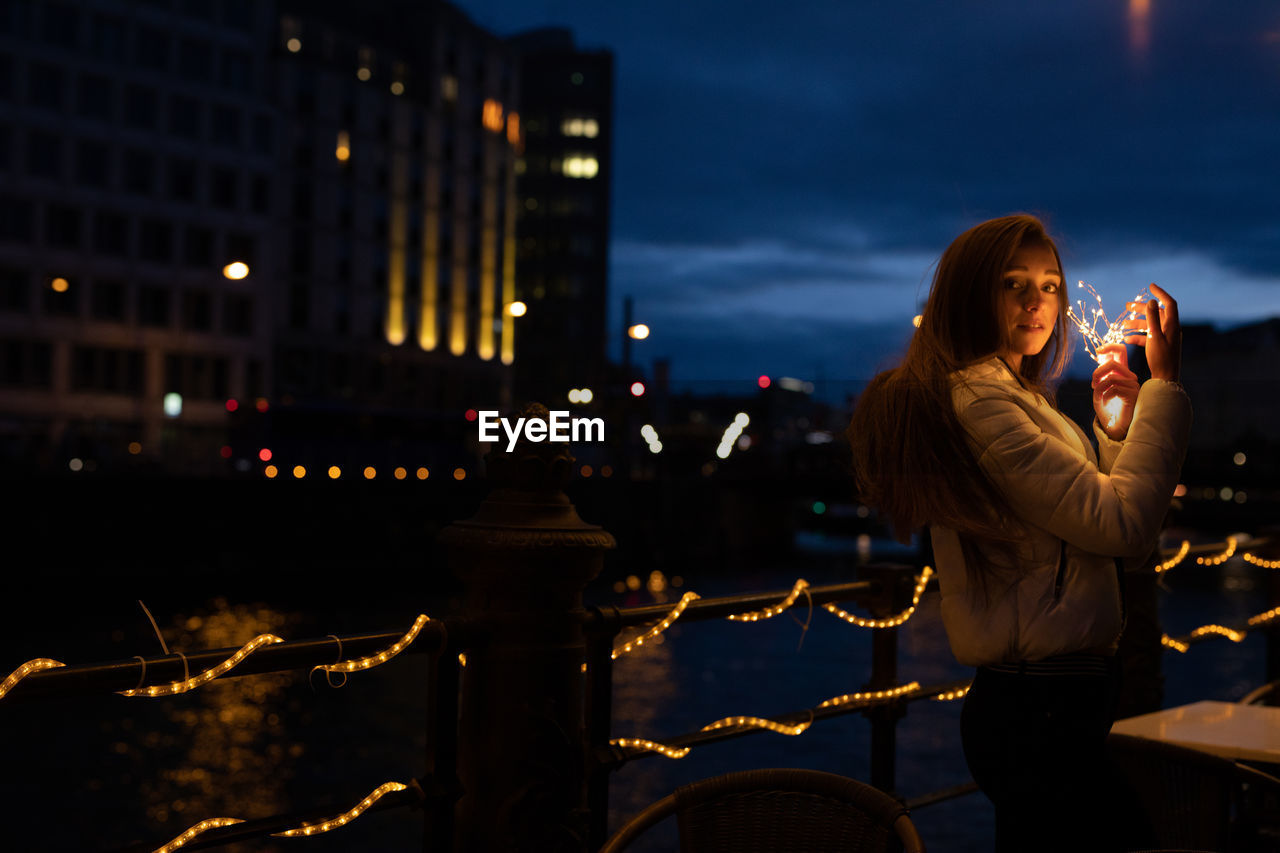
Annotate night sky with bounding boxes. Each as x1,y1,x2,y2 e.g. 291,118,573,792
455,0,1280,397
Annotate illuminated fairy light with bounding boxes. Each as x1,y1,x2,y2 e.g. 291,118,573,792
727,579,809,622
153,817,245,852
319,615,430,674
700,716,811,736
932,684,971,702
610,738,690,759
1188,624,1246,643
818,682,921,709
119,634,284,697
1195,536,1237,566
272,782,408,837
1242,552,1280,569
823,566,934,628
1248,607,1280,628
1161,635,1190,653
611,592,701,659
1100,395,1125,430
0,658,66,701
1066,280,1151,363
1155,540,1191,572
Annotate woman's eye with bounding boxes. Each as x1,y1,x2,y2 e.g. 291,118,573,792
1004,278,1024,289
1042,282,1060,293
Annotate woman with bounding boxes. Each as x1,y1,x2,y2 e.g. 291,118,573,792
847,214,1189,851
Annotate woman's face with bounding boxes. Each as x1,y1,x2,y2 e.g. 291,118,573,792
997,243,1061,370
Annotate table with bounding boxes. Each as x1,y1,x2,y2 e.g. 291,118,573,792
1112,700,1280,764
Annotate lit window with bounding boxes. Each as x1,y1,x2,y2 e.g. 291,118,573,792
441,75,458,101
560,117,599,138
482,99,504,133
506,112,521,149
336,130,350,162
563,156,599,179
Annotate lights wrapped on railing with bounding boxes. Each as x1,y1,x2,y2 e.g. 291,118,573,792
610,737,690,759
272,782,408,837
0,658,65,702
1242,552,1280,569
727,579,810,622
700,715,811,736
612,592,700,659
120,634,284,697
153,817,245,853
319,615,430,674
931,684,971,702
817,682,921,710
1155,541,1190,573
823,567,934,628
1195,536,1237,566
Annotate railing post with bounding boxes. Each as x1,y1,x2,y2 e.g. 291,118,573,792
440,404,616,853
583,611,620,851
859,562,916,794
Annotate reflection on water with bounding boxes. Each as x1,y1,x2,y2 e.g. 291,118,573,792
138,599,300,852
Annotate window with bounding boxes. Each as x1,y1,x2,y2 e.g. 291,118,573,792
27,62,66,111
90,279,126,321
138,218,173,263
122,148,154,194
249,174,269,214
71,345,144,394
182,225,213,267
178,37,213,81
89,13,127,62
74,140,111,188
75,73,113,120
223,294,252,337
0,340,53,389
27,130,62,179
220,48,251,92
92,210,129,256
168,94,201,139
210,166,238,209
123,84,157,129
0,194,34,242
134,25,169,71
167,158,198,202
138,285,170,327
251,114,272,155
0,266,29,313
181,289,212,331
45,204,82,248
210,103,240,147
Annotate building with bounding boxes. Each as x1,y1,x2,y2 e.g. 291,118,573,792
508,28,614,407
0,0,277,474
0,0,530,476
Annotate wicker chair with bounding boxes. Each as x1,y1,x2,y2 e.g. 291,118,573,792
1106,733,1280,852
599,768,926,853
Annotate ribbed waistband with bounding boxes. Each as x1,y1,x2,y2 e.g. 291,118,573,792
979,651,1115,678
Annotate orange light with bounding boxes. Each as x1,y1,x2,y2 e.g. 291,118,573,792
394,467,407,480
255,398,269,413
128,441,142,455
328,466,341,479
482,99,504,133
293,465,306,479
601,465,613,478
416,467,428,480
363,466,376,480
507,112,521,147
452,468,466,481
264,465,278,479
50,277,70,292
222,262,249,280
581,464,593,478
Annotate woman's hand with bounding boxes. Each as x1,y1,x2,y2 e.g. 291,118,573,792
1092,344,1139,440
1124,282,1181,382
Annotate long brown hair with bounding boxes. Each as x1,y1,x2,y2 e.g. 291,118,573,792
847,214,1071,589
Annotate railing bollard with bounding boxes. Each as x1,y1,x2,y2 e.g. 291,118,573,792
440,404,616,853
858,562,917,794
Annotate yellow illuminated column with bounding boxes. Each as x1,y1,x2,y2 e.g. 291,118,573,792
419,154,440,351
386,143,409,345
501,158,517,365
449,175,469,356
477,142,498,361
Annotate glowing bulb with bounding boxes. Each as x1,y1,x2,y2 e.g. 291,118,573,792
628,324,650,340
222,262,249,280
507,301,526,317
1101,395,1125,429
286,38,301,52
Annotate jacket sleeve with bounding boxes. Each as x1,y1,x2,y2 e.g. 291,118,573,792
955,378,1191,558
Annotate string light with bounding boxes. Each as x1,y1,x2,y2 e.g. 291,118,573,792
1161,635,1190,653
727,579,809,622
1242,552,1280,569
1248,607,1280,628
1066,280,1151,363
1155,540,1190,572
610,738,690,759
1187,624,1246,643
823,567,934,628
932,684,971,702
119,635,284,697
0,658,65,701
272,782,408,837
700,715,811,736
1195,536,1237,566
817,682,921,709
612,592,700,659
153,817,245,853
319,615,429,674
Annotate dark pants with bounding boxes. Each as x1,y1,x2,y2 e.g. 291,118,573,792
961,660,1123,853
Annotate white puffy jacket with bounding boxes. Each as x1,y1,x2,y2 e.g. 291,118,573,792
931,357,1191,666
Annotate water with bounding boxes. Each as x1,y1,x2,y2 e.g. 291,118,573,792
0,554,1270,852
